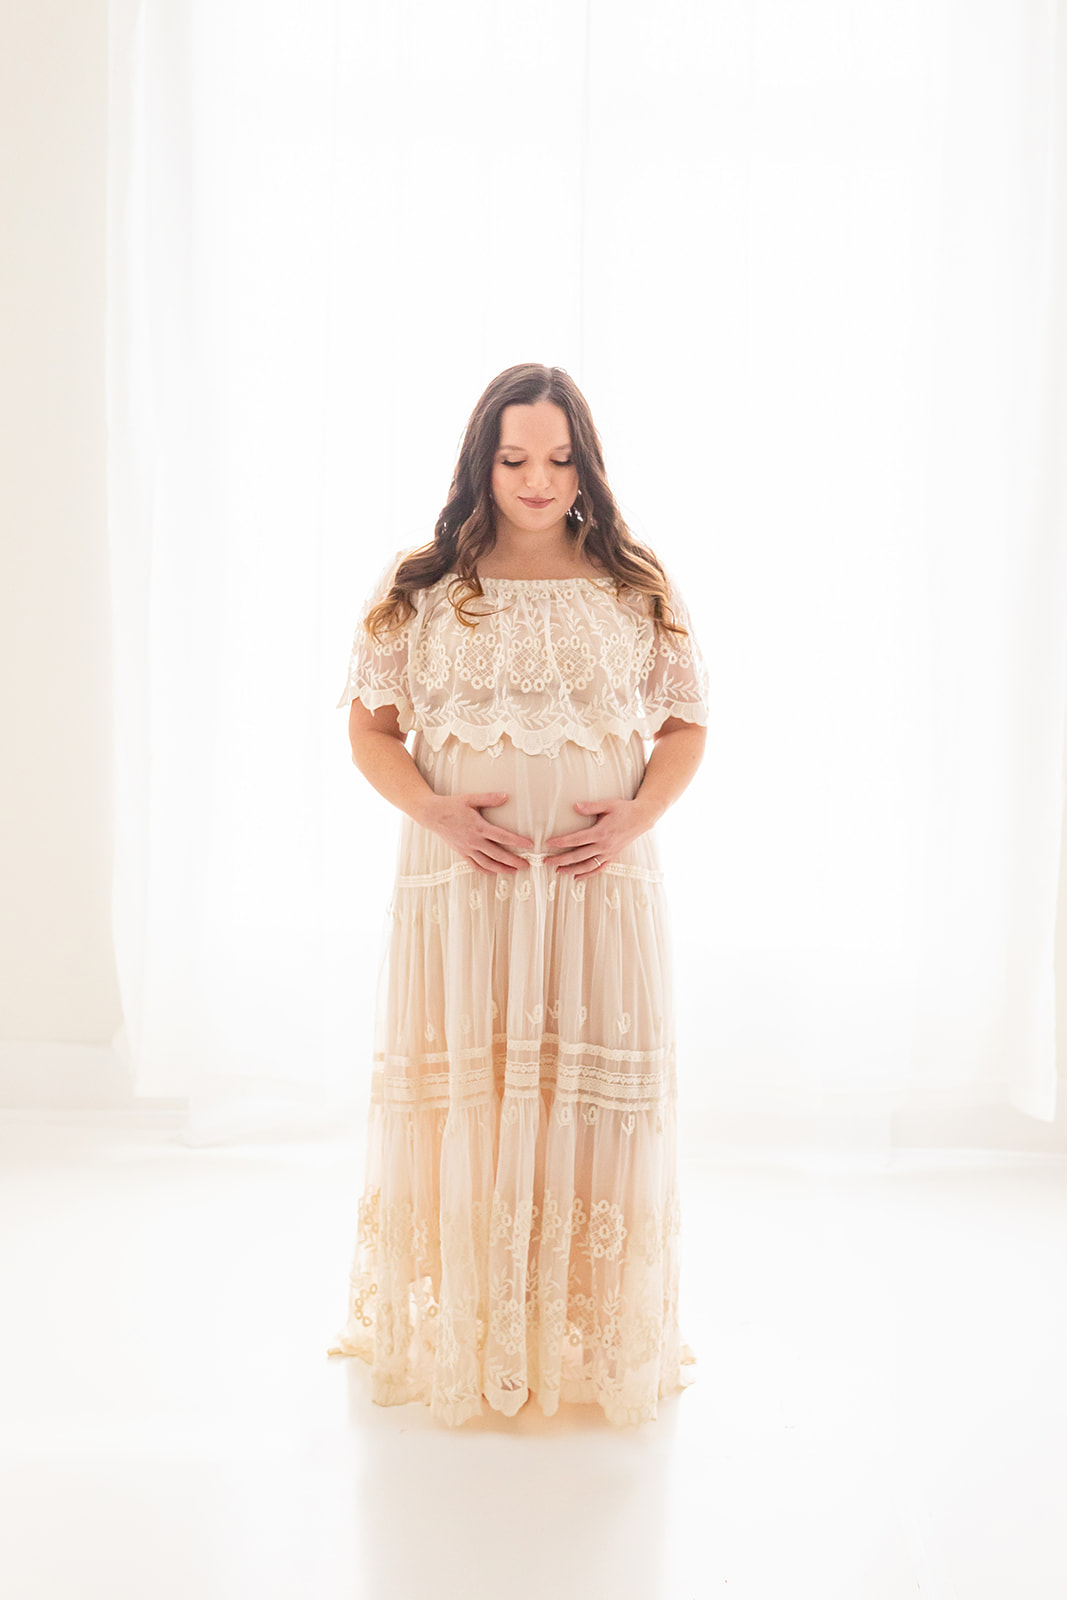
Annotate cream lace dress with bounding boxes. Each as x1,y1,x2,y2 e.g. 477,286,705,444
328,548,711,1427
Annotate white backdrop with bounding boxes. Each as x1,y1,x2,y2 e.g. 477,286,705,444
106,0,1067,1146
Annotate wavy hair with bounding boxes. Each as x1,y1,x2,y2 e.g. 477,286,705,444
364,362,689,644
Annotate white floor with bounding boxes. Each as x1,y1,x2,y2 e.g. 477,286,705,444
1,1115,1065,1600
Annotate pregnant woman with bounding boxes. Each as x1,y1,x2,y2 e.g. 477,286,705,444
328,361,710,1427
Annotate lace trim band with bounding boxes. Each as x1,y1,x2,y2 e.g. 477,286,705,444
370,1033,678,1112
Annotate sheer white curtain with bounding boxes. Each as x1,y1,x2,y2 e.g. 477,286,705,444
106,0,1067,1146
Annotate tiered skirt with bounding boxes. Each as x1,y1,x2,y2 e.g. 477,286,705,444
327,726,696,1426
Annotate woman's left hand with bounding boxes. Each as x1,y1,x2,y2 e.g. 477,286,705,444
544,797,658,876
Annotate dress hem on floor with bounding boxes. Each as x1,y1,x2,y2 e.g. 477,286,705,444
325,1329,697,1429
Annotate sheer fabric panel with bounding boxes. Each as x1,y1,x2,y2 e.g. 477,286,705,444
107,0,1067,1141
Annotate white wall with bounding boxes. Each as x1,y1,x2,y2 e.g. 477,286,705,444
0,3,1064,1138
0,1,123,1066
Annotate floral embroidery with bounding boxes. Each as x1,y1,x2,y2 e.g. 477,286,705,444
357,1187,379,1250
329,552,702,1429
539,1191,565,1247
507,635,554,694
553,632,597,692
489,1195,514,1244
585,1199,627,1260
327,1139,695,1430
411,628,451,693
598,629,635,687
488,1282,527,1355
335,553,710,758
455,628,502,689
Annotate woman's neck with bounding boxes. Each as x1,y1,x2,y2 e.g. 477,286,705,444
477,531,604,580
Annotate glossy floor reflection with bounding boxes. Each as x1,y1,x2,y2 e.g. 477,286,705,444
0,1114,1065,1599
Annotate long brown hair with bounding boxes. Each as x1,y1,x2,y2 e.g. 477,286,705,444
364,362,689,643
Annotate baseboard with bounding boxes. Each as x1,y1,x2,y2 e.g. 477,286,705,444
3,1036,1064,1154
679,1088,1067,1158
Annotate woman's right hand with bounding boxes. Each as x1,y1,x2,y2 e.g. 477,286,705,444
419,791,534,874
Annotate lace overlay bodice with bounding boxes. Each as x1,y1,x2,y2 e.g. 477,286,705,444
335,548,711,756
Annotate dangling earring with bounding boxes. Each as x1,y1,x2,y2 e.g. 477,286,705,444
568,487,585,527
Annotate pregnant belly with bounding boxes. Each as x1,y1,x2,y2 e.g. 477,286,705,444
407,729,651,863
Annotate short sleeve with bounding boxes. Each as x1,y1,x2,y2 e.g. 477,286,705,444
334,547,417,728
638,568,710,731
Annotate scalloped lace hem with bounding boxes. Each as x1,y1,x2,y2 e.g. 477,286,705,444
408,704,709,757
335,684,416,719
335,690,708,753
325,1331,697,1429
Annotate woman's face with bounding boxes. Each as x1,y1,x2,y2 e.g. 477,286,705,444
489,401,580,536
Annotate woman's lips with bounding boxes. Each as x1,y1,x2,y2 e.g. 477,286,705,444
519,497,553,507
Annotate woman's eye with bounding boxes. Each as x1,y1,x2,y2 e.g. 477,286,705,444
502,460,573,468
